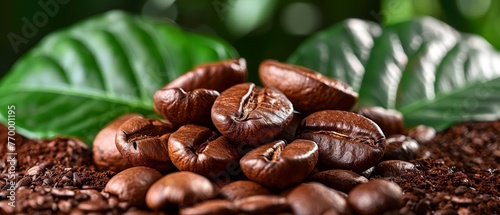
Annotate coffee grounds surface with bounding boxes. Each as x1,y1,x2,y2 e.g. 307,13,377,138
0,125,115,214
0,121,499,214
391,121,500,214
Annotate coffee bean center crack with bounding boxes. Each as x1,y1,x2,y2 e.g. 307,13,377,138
236,84,261,121
263,144,284,162
303,130,379,147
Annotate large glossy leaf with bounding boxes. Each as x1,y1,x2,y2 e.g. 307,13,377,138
0,11,238,143
288,17,500,131
287,19,382,91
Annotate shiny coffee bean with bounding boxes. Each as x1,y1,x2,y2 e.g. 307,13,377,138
308,169,368,193
382,135,420,161
372,160,416,177
165,58,247,92
211,83,294,146
219,180,273,201
168,124,240,178
146,172,217,210
179,199,237,215
357,106,405,136
0,200,15,214
298,110,386,172
77,199,110,212
408,125,436,143
240,139,318,189
115,116,175,173
347,179,403,215
103,167,162,208
154,88,219,128
259,60,358,113
93,114,138,171
234,195,289,215
286,182,351,215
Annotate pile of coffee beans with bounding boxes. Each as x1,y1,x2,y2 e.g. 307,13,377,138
89,58,434,214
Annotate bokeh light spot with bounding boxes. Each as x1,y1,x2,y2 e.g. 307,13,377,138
457,0,491,19
280,3,321,36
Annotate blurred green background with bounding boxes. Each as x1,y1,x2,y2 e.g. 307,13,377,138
1,0,499,79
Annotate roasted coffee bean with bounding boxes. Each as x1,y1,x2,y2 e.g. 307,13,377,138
154,88,219,128
146,171,216,210
240,139,318,189
28,194,53,210
62,186,77,190
382,135,420,161
372,160,416,177
286,182,351,215
168,124,239,178
26,165,43,176
308,169,368,193
93,114,138,171
408,125,436,143
165,58,247,92
219,180,273,201
51,188,75,197
119,201,132,211
0,190,9,199
34,186,48,195
16,177,31,189
211,82,294,146
0,200,15,214
80,189,103,201
108,196,119,208
42,178,53,186
17,187,31,199
259,60,358,113
77,199,110,212
116,116,175,173
179,199,237,215
103,167,162,208
38,161,53,169
69,208,85,214
298,110,386,172
75,192,89,201
58,199,72,213
357,107,406,136
234,195,289,215
347,179,403,215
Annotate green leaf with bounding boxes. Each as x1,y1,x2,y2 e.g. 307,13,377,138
287,19,382,91
0,11,238,144
288,17,500,131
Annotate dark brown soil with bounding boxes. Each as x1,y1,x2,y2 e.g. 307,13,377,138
393,121,500,214
0,121,499,214
0,125,116,214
